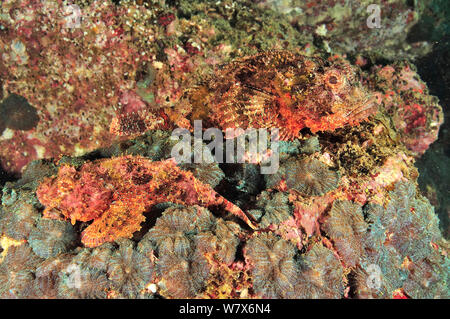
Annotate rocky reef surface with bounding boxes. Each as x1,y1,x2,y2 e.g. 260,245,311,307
1,121,448,298
0,0,441,174
0,0,449,299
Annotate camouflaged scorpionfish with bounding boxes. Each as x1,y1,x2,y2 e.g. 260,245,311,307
187,50,377,140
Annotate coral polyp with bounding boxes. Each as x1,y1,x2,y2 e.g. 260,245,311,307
28,218,76,259
145,205,214,257
267,157,340,196
244,232,299,299
0,188,41,241
157,250,210,298
322,200,367,267
58,263,109,299
253,191,293,228
296,243,345,299
107,240,154,299
0,244,43,298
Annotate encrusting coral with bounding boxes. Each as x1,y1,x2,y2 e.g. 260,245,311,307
28,218,77,259
107,239,154,299
351,182,448,299
199,219,241,266
295,243,345,299
369,61,444,157
244,232,299,299
0,187,42,241
2,0,391,174
58,259,110,299
266,157,340,196
1,143,448,299
383,182,442,262
144,205,215,257
140,205,241,298
71,243,114,273
244,232,345,299
179,162,225,188
402,256,449,299
354,245,405,299
156,249,210,298
322,200,368,268
0,122,446,299
0,244,43,298
252,191,293,229
32,253,74,299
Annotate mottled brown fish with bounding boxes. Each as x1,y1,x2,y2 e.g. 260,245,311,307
188,50,377,140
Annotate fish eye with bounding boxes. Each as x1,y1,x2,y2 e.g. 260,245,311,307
328,76,338,84
291,81,308,94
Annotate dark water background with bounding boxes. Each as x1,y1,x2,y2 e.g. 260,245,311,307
411,0,450,238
